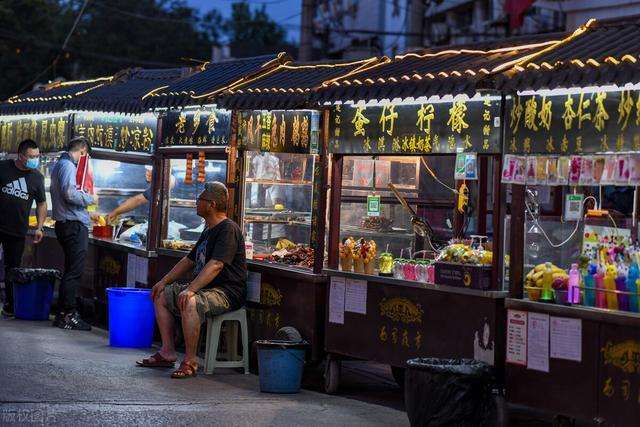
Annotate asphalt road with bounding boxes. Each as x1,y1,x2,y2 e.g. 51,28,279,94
0,318,408,427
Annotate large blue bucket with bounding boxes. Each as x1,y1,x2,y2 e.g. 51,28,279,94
13,279,54,320
256,340,307,393
106,288,155,348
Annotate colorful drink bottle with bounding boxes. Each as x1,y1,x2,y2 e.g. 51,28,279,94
627,263,639,312
615,273,629,311
568,264,580,304
595,268,606,309
541,262,554,303
604,265,619,310
583,264,597,307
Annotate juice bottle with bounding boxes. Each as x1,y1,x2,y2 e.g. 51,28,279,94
583,263,597,307
568,264,580,304
595,267,606,309
604,265,619,310
627,263,639,312
540,262,554,303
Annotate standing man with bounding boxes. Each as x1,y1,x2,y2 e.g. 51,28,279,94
0,139,47,317
136,181,247,378
50,137,95,330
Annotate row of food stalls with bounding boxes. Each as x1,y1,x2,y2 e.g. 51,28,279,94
1,16,639,424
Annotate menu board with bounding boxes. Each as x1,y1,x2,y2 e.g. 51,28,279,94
238,110,320,154
73,112,157,153
0,113,69,153
161,108,231,147
506,88,640,155
329,94,501,155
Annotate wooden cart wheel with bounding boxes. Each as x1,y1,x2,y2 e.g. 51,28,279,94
390,366,405,389
324,356,340,394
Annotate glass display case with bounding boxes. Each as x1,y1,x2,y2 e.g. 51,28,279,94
161,157,228,251
241,151,315,267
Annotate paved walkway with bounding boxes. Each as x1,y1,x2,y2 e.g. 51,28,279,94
0,319,408,426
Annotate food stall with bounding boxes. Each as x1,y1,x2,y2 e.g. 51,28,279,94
497,17,640,426
218,58,384,364
313,38,561,392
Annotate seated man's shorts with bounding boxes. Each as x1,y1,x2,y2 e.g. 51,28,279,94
164,281,231,323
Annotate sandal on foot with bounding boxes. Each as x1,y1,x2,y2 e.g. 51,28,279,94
136,352,176,368
171,361,198,379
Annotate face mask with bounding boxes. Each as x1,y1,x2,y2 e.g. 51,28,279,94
25,157,39,170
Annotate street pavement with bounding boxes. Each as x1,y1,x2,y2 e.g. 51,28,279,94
0,318,408,427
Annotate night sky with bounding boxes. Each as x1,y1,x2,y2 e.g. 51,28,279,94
186,0,302,42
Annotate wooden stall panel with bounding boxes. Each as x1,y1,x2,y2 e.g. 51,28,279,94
505,312,599,421
597,323,640,426
326,278,504,368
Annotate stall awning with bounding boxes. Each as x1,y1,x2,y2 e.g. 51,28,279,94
496,16,640,92
142,54,285,110
313,34,563,104
217,57,385,110
0,77,111,115
66,67,188,114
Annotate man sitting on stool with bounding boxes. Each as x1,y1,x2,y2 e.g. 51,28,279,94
136,181,247,379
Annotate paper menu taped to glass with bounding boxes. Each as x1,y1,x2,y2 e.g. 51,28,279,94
329,276,346,324
527,312,550,372
506,309,527,366
247,272,261,303
550,316,582,362
344,279,367,314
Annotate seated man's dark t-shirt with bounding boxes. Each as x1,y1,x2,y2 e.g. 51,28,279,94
187,219,247,309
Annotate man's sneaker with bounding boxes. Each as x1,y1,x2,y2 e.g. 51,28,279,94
1,304,14,318
58,310,91,331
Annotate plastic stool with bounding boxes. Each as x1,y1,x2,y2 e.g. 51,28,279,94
204,308,249,374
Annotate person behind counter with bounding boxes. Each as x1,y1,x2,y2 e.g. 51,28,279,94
105,168,175,223
0,139,47,317
50,137,96,331
136,181,247,379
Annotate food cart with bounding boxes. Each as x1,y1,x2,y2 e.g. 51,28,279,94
314,38,561,392
218,58,384,364
497,17,640,426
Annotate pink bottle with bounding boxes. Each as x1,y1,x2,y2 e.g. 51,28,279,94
568,264,580,304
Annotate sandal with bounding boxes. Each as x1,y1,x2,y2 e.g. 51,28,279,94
136,352,176,368
171,360,198,379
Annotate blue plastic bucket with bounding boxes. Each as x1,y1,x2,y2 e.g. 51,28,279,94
13,279,54,320
106,288,155,348
256,340,307,393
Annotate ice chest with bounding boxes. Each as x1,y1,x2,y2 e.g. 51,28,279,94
433,262,493,290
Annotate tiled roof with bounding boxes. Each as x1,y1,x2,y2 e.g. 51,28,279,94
142,54,285,110
496,16,640,91
314,34,563,104
218,57,384,109
0,77,111,115
66,67,187,114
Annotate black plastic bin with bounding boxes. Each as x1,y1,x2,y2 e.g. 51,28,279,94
405,358,494,427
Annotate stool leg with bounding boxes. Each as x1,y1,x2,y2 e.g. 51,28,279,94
204,319,213,374
240,314,249,374
205,317,223,375
227,321,239,361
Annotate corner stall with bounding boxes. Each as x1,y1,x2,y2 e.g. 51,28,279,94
314,37,562,392
154,106,235,282
497,17,640,426
217,57,385,364
66,111,160,324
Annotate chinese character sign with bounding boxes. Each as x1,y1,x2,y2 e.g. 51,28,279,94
0,114,68,153
73,112,158,153
161,108,231,147
329,97,501,154
506,89,640,155
238,110,319,154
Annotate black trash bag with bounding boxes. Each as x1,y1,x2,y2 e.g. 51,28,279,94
8,268,61,285
405,358,494,427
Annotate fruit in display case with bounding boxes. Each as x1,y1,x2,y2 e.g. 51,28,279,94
276,238,296,251
353,238,376,274
378,252,394,276
525,262,569,301
339,237,356,271
436,242,493,265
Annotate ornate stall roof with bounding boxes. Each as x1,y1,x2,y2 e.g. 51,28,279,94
142,54,285,110
218,57,384,109
497,16,640,91
66,67,187,114
0,77,111,115
314,34,562,104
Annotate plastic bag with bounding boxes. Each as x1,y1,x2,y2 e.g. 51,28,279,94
8,268,61,285
405,358,494,427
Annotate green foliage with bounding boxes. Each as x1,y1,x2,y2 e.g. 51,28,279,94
0,0,290,100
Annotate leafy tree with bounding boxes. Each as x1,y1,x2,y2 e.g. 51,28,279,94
224,2,291,57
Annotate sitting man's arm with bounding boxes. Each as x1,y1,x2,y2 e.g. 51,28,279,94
178,260,224,312
151,256,194,301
